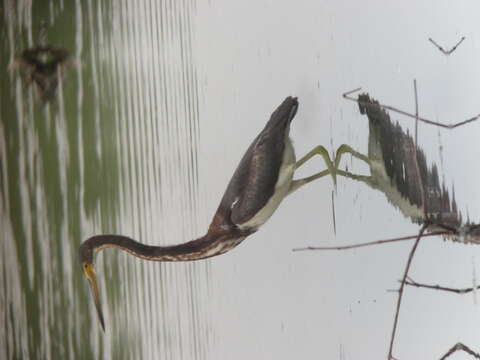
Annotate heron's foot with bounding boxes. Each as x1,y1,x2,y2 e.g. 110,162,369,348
288,169,331,195
295,145,330,169
334,144,370,168
335,169,374,187
293,145,337,187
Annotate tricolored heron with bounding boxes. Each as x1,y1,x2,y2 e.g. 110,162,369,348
334,93,480,242
80,96,337,329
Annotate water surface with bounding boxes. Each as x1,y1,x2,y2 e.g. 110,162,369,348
2,1,480,359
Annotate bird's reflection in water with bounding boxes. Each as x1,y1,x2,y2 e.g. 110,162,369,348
334,94,480,243
10,22,72,104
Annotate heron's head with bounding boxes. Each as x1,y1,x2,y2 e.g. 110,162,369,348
79,241,105,331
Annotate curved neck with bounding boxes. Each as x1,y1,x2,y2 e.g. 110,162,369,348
85,233,245,262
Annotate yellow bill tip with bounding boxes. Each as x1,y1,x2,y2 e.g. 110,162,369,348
83,263,106,331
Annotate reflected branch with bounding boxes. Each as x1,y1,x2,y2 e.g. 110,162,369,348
342,88,480,129
439,342,480,360
429,36,466,55
403,277,480,295
412,80,428,219
292,231,447,252
388,225,427,360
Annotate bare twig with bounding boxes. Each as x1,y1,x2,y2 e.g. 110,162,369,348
342,88,480,129
439,342,480,360
412,80,428,219
331,190,337,235
403,278,480,295
388,225,427,360
292,231,447,252
429,36,466,55
388,81,429,360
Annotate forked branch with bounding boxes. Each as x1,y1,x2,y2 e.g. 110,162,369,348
439,342,480,360
429,36,466,55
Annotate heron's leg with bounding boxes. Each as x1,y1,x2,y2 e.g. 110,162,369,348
288,169,331,195
294,145,337,184
334,146,374,188
295,145,332,169
334,144,370,169
335,169,375,188
288,148,374,195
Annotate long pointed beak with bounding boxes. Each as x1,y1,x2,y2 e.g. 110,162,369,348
83,264,105,331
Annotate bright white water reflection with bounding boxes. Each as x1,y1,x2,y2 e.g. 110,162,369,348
2,0,480,359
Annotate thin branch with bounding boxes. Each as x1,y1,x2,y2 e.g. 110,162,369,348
414,80,419,146
388,225,427,360
412,80,428,219
439,342,480,360
403,278,480,295
388,83,428,360
342,88,480,129
292,231,447,252
331,190,337,235
428,38,445,53
429,36,466,55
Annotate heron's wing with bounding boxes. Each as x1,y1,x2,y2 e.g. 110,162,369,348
18,49,44,69
360,94,461,227
218,97,298,227
229,132,285,225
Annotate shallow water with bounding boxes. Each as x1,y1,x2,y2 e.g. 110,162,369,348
2,1,480,359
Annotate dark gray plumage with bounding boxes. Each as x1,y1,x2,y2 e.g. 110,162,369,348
215,96,298,228
358,94,458,226
337,94,480,243
80,95,338,330
11,46,71,103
